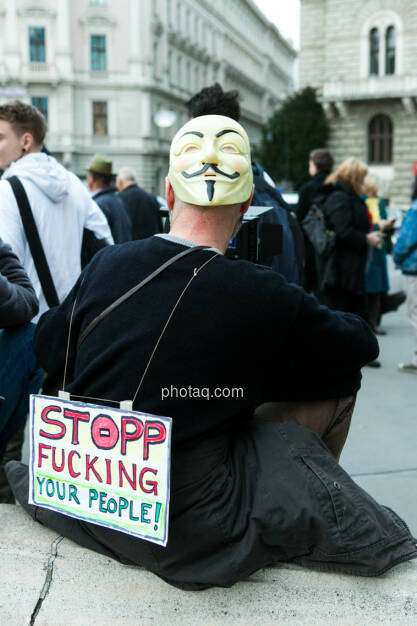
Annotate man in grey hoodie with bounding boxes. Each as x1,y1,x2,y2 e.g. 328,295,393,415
0,101,113,318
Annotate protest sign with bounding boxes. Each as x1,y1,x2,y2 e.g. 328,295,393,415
29,394,172,546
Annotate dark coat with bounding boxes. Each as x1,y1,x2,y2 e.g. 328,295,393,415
0,237,38,327
33,238,417,589
119,184,162,240
297,172,328,292
296,172,328,222
93,187,132,244
324,182,370,294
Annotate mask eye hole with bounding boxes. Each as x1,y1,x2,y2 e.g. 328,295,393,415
220,144,239,154
183,145,199,154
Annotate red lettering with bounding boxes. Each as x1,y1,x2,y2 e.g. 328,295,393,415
118,461,137,490
63,409,90,445
52,447,65,472
143,421,167,460
68,450,81,478
105,458,112,485
38,443,51,468
139,467,158,495
91,415,119,450
85,455,103,482
121,417,144,455
39,405,65,440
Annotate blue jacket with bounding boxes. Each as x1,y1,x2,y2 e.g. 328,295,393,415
393,200,417,275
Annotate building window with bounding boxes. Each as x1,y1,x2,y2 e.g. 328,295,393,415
90,35,107,71
29,27,46,62
385,26,396,74
31,97,48,121
92,101,108,136
368,114,393,164
369,28,379,75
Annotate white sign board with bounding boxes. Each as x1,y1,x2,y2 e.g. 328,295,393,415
29,395,172,546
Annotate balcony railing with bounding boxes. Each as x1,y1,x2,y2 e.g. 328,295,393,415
322,74,417,101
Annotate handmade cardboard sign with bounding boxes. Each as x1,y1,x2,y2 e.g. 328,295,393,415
29,394,172,546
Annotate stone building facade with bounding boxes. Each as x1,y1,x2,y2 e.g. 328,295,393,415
0,0,296,194
300,0,417,208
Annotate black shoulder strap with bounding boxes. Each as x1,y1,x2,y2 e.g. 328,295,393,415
77,245,207,349
8,175,59,308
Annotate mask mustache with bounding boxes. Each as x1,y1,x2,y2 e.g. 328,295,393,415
181,163,240,180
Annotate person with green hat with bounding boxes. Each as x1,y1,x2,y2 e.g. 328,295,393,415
87,154,132,244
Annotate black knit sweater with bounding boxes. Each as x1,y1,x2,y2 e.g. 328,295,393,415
34,236,378,445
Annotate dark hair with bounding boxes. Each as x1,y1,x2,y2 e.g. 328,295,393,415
186,83,241,120
309,148,334,174
89,170,113,187
0,100,46,145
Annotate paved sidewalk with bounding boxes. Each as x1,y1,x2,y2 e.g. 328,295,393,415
341,288,417,535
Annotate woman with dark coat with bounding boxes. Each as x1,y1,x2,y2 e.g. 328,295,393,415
321,158,381,319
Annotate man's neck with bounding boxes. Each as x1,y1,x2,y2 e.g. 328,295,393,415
168,212,239,254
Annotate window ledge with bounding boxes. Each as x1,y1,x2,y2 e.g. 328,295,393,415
323,75,417,101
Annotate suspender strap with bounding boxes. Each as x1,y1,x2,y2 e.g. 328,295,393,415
8,175,59,308
77,245,207,349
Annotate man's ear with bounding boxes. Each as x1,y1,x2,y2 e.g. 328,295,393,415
21,132,35,153
240,185,254,215
165,177,175,212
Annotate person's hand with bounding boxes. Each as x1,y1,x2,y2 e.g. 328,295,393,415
379,218,396,232
366,231,382,247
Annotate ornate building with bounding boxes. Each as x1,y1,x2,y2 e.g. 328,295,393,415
300,0,417,208
0,0,296,194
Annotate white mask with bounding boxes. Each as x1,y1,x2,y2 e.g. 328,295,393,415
168,115,253,206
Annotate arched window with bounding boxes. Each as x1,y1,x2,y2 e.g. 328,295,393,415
369,28,379,75
385,26,396,74
368,115,393,163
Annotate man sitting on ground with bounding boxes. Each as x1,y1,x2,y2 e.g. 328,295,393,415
6,115,417,590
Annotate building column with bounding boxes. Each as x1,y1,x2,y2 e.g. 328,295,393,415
55,0,72,77
129,0,142,79
5,0,20,76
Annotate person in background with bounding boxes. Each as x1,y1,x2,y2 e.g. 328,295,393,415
0,101,113,319
363,177,396,335
87,155,132,243
393,191,417,374
320,158,381,320
116,167,162,240
0,236,41,465
297,149,334,292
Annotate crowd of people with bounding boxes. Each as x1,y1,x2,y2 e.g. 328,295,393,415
0,90,416,588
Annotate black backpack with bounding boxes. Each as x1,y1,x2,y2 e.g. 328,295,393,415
301,187,336,293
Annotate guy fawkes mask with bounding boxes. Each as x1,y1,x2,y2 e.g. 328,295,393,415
168,115,253,206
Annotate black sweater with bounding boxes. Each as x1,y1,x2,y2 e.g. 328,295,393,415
0,237,38,327
34,236,378,445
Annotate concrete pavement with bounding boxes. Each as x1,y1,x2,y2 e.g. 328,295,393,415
1,504,417,625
